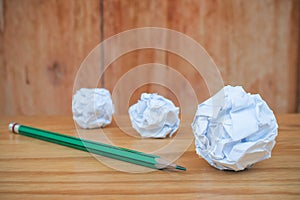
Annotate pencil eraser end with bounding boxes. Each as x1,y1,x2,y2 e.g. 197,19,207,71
8,122,20,133
8,122,15,132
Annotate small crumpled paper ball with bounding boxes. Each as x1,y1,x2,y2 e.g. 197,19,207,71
128,93,180,138
192,85,278,171
72,88,114,129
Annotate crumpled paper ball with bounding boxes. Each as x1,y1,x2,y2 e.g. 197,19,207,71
128,93,180,138
72,88,114,129
191,85,278,171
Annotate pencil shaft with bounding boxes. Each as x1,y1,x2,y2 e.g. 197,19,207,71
8,123,186,171
17,125,158,168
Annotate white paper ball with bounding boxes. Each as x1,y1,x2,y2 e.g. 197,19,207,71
129,93,180,138
72,88,114,129
192,86,278,171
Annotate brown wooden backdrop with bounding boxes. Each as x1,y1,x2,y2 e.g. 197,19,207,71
0,0,299,116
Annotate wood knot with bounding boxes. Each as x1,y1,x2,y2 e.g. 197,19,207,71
47,61,65,85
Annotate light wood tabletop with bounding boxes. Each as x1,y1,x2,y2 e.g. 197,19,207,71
0,114,299,199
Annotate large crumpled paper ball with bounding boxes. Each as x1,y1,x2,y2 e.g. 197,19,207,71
128,93,180,138
192,85,278,171
72,88,114,129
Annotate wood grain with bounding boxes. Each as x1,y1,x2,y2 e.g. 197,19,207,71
0,0,101,115
103,0,300,113
0,114,299,199
102,0,169,114
0,0,299,115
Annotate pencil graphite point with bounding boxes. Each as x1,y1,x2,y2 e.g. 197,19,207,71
176,165,186,171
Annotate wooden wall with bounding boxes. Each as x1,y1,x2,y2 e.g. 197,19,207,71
0,0,299,116
0,0,101,115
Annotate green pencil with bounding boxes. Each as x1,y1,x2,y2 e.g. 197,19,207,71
8,122,186,171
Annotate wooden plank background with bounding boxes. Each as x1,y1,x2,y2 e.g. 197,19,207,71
0,0,299,115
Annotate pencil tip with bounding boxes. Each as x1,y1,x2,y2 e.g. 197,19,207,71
176,165,186,171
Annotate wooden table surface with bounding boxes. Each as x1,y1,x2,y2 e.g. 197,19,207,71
0,114,299,199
